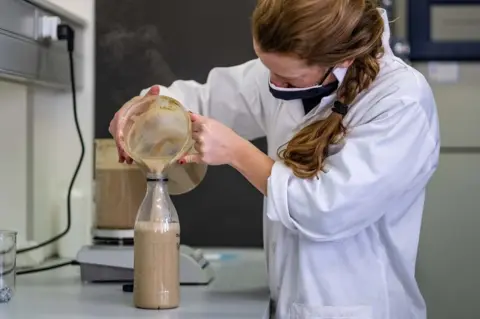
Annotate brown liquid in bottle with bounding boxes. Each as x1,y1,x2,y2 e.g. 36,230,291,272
133,221,180,309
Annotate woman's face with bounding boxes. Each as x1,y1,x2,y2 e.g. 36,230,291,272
254,41,330,88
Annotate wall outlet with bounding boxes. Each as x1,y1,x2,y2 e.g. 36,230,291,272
38,16,61,41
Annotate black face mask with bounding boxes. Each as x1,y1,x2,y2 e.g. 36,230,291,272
269,68,339,114
268,68,335,100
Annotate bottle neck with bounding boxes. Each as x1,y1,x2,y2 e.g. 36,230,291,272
146,171,167,180
141,174,178,223
146,176,169,193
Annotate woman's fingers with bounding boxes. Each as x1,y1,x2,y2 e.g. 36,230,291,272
116,144,126,163
146,85,160,96
189,112,204,122
125,156,134,165
192,120,204,133
193,143,202,153
110,86,160,164
181,154,203,164
192,131,203,142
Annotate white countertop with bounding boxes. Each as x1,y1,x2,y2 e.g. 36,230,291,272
1,249,270,318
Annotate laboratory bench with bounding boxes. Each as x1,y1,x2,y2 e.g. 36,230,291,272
0,249,269,319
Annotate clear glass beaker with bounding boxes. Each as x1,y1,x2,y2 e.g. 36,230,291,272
0,230,17,303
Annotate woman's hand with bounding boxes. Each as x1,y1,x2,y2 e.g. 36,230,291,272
180,113,245,166
181,113,274,196
108,85,160,163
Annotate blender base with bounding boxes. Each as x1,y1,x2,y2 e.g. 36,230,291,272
76,244,215,285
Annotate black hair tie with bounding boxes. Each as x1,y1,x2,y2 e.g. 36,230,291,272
332,101,348,116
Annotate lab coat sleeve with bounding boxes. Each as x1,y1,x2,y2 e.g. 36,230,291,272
139,59,267,141
266,98,439,241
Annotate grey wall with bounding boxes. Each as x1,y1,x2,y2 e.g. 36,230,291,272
395,1,480,318
95,0,265,247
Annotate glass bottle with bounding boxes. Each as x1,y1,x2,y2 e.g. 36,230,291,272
133,173,181,309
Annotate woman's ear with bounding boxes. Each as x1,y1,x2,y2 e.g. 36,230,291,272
338,59,354,68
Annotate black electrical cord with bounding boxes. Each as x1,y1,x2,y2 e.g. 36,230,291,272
18,24,83,254
17,260,79,276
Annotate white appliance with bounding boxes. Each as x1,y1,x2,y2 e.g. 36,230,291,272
76,241,215,285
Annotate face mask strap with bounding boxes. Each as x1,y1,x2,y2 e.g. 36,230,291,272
324,67,349,117
318,67,334,86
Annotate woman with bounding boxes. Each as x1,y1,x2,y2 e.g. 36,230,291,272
110,0,439,318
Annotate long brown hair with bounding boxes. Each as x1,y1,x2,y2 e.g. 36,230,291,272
252,0,385,179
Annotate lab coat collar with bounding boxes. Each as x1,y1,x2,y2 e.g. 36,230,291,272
378,8,393,56
333,67,348,87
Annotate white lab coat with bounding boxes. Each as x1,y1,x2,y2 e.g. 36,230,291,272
140,9,440,319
